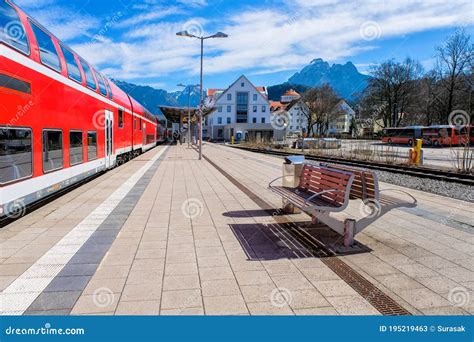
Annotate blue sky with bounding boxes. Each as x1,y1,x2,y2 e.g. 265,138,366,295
15,0,473,91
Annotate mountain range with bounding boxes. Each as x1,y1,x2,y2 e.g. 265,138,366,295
113,58,370,114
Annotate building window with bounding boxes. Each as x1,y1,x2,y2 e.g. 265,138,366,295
252,118,257,124
253,106,257,113
60,45,82,83
218,106,222,112
262,106,266,112
217,129,223,138
253,94,257,101
218,117,222,124
118,110,123,128
261,118,266,123
227,94,232,101
43,130,63,173
227,117,231,124
30,22,61,72
87,131,97,160
0,128,32,184
69,131,83,166
241,82,244,87
236,92,248,123
227,106,231,112
0,2,29,54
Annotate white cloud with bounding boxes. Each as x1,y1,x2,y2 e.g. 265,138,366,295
177,0,208,8
15,0,474,86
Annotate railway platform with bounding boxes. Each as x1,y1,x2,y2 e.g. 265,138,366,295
0,144,472,316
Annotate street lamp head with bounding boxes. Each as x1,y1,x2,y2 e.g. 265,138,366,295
176,31,197,38
210,32,228,38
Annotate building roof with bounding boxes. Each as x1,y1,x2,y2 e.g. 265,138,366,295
270,101,285,110
207,75,268,102
270,98,302,112
207,89,225,97
283,89,300,97
158,106,215,123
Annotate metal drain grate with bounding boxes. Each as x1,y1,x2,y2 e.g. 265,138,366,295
203,153,412,316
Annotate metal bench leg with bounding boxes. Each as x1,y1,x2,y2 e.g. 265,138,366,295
344,219,355,247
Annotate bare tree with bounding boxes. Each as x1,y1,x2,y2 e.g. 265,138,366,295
301,84,341,136
433,28,473,123
362,58,423,128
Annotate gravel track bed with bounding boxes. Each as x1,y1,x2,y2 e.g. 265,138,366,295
374,170,474,203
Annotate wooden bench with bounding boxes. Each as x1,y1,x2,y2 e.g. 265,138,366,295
320,163,379,202
269,164,357,247
269,162,417,249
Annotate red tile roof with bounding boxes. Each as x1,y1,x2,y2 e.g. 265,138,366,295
283,89,300,97
207,89,224,96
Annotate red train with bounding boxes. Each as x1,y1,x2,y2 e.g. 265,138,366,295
0,0,165,218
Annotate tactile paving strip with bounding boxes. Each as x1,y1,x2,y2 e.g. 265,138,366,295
203,153,412,316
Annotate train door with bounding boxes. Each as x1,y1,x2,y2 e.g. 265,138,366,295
105,110,114,168
143,122,147,147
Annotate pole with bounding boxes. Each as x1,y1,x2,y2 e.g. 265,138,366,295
187,86,191,148
198,37,204,161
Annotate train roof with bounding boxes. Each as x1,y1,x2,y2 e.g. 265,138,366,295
9,0,156,122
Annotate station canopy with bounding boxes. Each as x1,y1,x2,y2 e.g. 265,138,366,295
158,106,216,123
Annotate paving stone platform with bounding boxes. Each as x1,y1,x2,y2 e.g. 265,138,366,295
0,143,472,316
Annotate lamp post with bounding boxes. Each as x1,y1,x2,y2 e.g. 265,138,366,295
177,83,199,148
176,30,228,160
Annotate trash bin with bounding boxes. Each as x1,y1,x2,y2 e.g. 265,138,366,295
282,155,305,214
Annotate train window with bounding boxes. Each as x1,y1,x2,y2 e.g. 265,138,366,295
134,117,137,130
69,131,83,166
42,130,63,173
87,131,97,160
118,110,123,128
139,118,142,130
104,79,113,99
0,127,32,184
60,45,82,83
95,72,108,97
80,59,97,90
0,1,29,54
30,22,61,72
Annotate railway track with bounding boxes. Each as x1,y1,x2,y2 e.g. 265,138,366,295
228,145,474,187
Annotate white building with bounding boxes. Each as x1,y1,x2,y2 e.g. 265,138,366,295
327,100,356,135
204,75,284,142
270,89,308,136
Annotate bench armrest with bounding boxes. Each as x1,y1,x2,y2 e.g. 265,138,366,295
268,175,295,188
304,189,345,205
